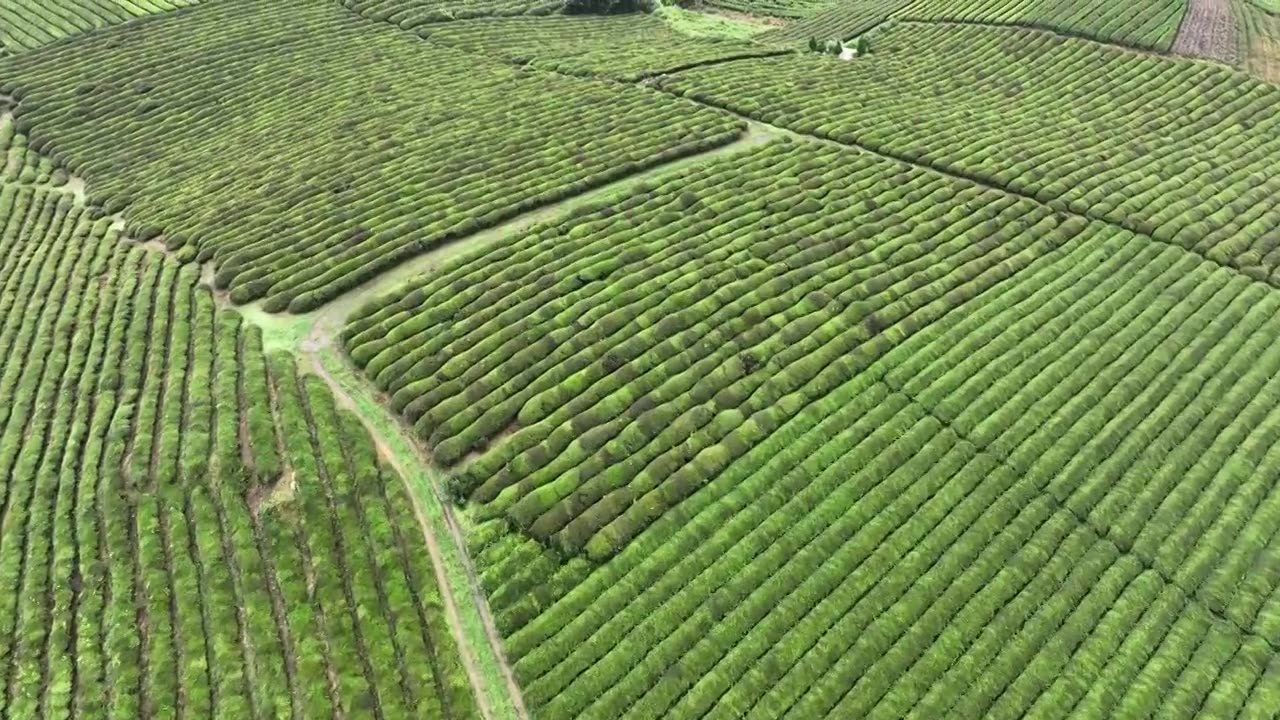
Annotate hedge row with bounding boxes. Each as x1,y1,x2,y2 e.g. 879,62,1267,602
875,223,1280,650
0,134,478,716
414,14,789,82
0,0,202,55
345,138,1089,559
762,0,911,44
894,0,1187,50
461,221,1280,718
704,0,831,20
665,21,1280,284
0,0,742,312
343,0,563,27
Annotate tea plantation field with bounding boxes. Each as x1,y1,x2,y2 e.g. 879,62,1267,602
1,0,1279,717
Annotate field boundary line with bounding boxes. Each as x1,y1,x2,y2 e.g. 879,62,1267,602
649,85,1280,302
885,381,1280,655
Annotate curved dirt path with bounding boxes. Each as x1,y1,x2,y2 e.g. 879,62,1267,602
230,124,781,720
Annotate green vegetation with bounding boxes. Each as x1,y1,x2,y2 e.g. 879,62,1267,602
0,0,202,54
1238,0,1280,81
764,0,1184,48
0,0,743,312
344,138,1079,558
894,0,1187,49
655,4,776,40
0,106,478,719
3,1,1280,718
343,0,563,25
351,135,1280,718
665,21,1280,283
417,14,788,80
704,0,831,19
764,0,909,45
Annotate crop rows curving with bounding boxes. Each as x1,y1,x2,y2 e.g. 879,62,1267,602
705,0,832,20
343,0,563,26
450,195,1280,719
0,128,478,717
345,138,1088,560
413,15,789,81
762,0,912,44
894,0,1187,50
1237,0,1280,81
664,21,1280,284
0,0,202,55
0,0,743,312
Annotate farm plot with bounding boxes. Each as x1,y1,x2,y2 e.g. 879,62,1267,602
704,0,831,20
0,0,742,313
894,0,1187,50
343,0,562,26
1172,0,1239,62
0,143,477,717
1237,0,1280,81
345,138,1085,560
414,15,788,81
664,21,1280,285
0,0,202,55
763,0,912,45
454,201,1280,720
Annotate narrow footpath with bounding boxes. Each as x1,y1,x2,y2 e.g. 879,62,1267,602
51,120,780,720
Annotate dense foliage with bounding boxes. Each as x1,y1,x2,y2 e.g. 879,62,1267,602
417,15,788,80
353,133,1280,712
346,139,1083,558
343,0,562,26
453,171,1280,719
894,0,1187,49
0,127,476,718
0,0,201,54
0,0,742,312
763,0,911,44
665,22,1280,284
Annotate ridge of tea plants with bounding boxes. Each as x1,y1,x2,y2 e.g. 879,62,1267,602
0,0,1278,718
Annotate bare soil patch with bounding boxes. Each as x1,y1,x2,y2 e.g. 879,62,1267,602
1173,0,1239,63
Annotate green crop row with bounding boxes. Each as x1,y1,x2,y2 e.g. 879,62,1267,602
764,0,1182,47
0,0,742,312
345,137,1088,559
893,0,1186,50
0,130,478,716
705,0,831,20
762,0,912,44
664,21,1280,284
875,223,1280,650
0,0,202,55
1237,0,1280,82
344,0,563,27
413,14,789,82
456,222,1280,718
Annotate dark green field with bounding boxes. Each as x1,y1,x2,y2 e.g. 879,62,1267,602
0,0,1278,718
